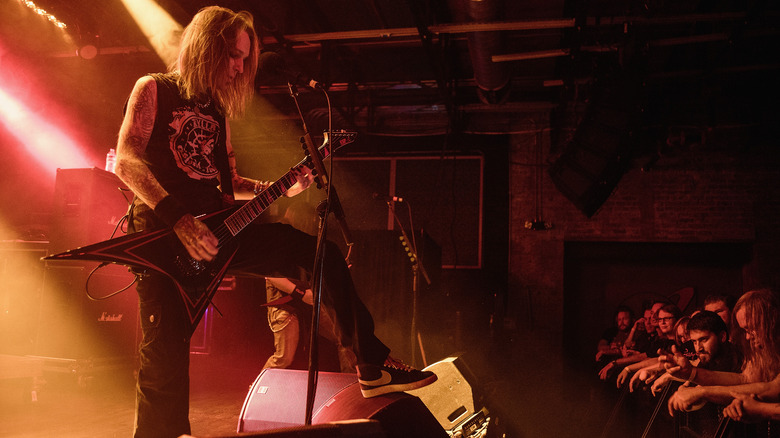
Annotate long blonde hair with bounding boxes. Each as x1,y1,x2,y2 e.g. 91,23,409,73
175,6,259,117
733,289,780,382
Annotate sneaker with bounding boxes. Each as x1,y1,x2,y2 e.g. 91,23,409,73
357,356,437,398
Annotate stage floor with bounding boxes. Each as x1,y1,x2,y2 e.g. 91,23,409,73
0,354,258,438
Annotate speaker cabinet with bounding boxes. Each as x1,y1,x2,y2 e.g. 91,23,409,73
313,377,447,438
49,168,129,255
407,356,489,436
548,76,639,217
238,369,357,432
238,369,447,438
0,241,47,355
36,264,139,360
189,421,386,437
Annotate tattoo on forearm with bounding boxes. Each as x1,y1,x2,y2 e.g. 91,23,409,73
116,79,168,207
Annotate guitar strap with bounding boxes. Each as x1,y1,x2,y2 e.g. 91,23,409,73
214,129,234,203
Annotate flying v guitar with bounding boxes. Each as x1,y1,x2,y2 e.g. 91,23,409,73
43,131,356,328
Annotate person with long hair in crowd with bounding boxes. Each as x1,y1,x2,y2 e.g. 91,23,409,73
665,289,780,415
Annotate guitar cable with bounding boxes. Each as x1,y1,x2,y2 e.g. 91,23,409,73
84,189,139,301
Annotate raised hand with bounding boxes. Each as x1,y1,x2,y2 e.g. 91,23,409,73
659,345,694,380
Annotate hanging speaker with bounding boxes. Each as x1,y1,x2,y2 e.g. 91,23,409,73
548,73,640,217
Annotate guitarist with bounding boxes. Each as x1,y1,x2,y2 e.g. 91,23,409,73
114,6,435,438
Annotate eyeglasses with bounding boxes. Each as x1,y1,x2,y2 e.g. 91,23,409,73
657,317,675,322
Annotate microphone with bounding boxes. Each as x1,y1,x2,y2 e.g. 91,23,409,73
372,192,404,203
258,51,322,89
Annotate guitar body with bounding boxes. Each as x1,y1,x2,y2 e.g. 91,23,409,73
45,208,239,327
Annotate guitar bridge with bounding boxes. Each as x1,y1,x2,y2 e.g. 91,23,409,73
175,255,207,277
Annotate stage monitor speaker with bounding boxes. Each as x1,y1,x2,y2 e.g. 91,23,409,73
188,420,385,437
238,369,447,438
407,356,490,437
239,369,359,432
49,168,130,255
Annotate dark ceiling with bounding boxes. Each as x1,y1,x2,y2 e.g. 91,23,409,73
3,0,779,148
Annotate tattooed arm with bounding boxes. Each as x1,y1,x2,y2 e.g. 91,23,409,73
114,76,218,261
225,121,269,196
225,121,312,197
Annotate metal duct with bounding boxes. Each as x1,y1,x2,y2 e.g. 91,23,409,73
465,0,510,104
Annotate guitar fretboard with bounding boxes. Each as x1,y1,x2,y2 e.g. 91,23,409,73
218,131,354,239
223,172,298,236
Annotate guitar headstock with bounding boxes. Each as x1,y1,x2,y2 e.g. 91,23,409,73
323,130,357,154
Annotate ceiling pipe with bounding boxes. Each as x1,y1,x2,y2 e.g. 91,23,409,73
463,0,511,104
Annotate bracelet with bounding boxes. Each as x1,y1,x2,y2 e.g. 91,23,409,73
154,195,188,227
253,180,269,196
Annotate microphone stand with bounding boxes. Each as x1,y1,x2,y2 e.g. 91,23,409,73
389,202,430,367
286,83,354,426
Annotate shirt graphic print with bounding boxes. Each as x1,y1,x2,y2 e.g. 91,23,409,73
168,107,220,180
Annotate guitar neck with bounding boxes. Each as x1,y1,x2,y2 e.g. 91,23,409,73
223,172,298,235
220,131,352,238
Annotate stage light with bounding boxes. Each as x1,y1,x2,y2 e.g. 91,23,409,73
18,0,67,29
120,0,182,66
0,87,92,173
77,44,98,60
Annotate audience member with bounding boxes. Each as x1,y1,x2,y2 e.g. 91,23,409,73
666,289,780,415
597,305,634,364
678,310,743,436
688,310,741,374
703,294,736,330
600,303,681,381
675,316,696,362
623,302,659,356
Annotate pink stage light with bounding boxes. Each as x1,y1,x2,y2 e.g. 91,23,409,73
0,65,93,173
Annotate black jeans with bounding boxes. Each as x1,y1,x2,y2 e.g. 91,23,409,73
133,222,389,438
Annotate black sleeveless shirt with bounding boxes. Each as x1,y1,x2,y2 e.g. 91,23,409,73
131,73,229,231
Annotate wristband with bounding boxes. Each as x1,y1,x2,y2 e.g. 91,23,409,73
686,367,697,383
670,367,699,383
154,195,188,227
291,287,305,301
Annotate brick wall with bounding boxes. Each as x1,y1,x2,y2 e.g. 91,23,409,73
508,126,780,347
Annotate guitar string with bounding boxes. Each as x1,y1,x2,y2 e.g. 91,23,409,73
205,135,347,249
209,173,295,249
